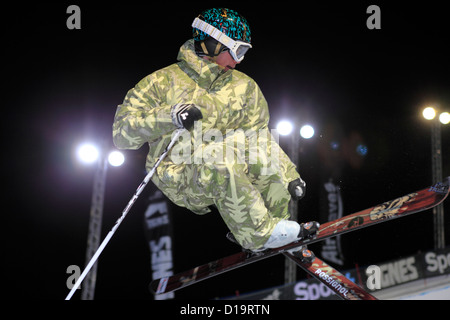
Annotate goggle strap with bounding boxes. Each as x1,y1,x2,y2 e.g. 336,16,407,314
214,42,223,56
200,42,209,55
192,18,236,51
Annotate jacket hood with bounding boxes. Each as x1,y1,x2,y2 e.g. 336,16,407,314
177,39,232,90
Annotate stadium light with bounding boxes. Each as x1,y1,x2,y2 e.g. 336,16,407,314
300,125,315,139
439,112,450,125
276,121,316,140
276,120,294,136
421,105,448,250
422,106,436,120
422,107,449,125
75,142,125,299
276,119,316,284
76,143,124,167
77,143,100,164
108,151,125,167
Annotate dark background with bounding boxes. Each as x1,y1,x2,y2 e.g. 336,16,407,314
2,1,449,300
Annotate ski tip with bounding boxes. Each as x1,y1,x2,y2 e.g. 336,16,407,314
430,178,450,195
444,176,450,187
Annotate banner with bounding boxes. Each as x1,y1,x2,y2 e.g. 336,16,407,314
359,246,450,291
317,123,346,266
143,183,175,300
319,178,345,266
225,246,450,300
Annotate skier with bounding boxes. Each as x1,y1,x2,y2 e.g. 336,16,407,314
113,8,318,252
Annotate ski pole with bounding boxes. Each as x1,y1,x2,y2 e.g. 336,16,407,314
65,129,185,300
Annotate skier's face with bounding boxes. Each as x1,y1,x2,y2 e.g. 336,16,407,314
214,51,240,71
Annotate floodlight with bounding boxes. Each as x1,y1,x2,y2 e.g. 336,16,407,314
300,125,315,139
108,151,125,167
422,107,436,120
77,143,99,164
276,120,294,136
439,112,450,125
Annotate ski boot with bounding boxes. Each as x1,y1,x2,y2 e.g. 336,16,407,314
261,220,302,249
226,220,320,254
225,220,301,253
280,221,319,254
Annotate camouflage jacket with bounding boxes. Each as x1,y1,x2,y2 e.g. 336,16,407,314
113,39,299,215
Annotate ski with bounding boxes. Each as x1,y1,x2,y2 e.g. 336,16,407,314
150,178,449,295
282,249,378,300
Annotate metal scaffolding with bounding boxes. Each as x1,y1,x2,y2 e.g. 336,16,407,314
285,133,300,284
430,119,445,249
81,154,108,300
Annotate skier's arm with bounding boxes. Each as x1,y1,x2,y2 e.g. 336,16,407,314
112,74,175,150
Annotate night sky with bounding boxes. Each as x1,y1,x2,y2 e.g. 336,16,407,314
3,2,449,301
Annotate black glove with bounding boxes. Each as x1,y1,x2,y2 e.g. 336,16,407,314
171,103,203,131
288,178,306,201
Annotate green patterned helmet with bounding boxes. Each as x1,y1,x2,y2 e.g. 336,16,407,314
192,8,252,62
193,8,251,43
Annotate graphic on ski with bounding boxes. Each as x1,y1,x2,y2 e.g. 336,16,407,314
150,178,449,295
282,249,378,300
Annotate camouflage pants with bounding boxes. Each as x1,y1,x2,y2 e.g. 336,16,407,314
153,131,297,250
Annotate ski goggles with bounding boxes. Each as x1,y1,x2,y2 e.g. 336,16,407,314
192,17,252,62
